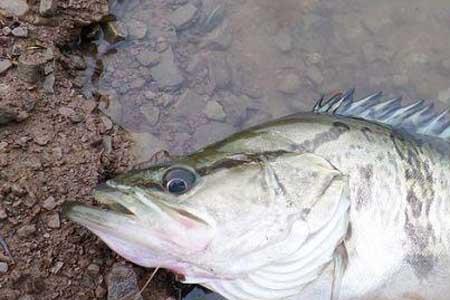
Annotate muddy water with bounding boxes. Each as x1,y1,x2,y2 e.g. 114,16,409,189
79,0,450,297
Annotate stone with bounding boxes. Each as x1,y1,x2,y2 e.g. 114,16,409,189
18,295,35,300
192,121,235,149
0,59,12,75
438,88,450,104
106,263,143,300
208,54,231,90
127,20,147,40
129,132,167,164
98,92,123,125
0,207,7,219
39,0,57,16
0,0,29,16
47,213,60,229
17,49,51,83
0,262,8,273
306,65,323,86
201,22,233,51
2,26,11,35
136,50,160,67
95,286,107,298
151,47,184,90
278,73,301,95
219,93,251,126
43,74,55,94
42,196,56,210
87,263,100,276
103,21,128,43
169,3,198,30
51,261,64,274
392,74,408,87
17,224,36,238
171,89,206,118
273,31,293,53
12,26,28,38
140,102,160,126
203,100,225,121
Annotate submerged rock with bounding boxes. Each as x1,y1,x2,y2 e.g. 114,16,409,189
17,49,53,83
151,47,184,90
12,26,28,38
39,0,57,17
203,100,226,121
103,21,128,43
169,3,199,30
127,20,148,40
273,30,293,53
278,72,302,95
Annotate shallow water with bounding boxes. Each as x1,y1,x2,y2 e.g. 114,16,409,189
78,0,450,297
79,0,450,163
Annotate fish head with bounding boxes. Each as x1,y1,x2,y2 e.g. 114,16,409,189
65,128,350,295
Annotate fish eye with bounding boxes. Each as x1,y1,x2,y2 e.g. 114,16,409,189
163,167,197,194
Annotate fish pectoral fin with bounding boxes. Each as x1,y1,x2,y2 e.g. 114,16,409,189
331,243,348,300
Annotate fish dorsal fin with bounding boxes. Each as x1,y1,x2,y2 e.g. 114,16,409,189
313,89,450,141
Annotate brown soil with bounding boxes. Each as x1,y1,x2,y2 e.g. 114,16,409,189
0,1,177,299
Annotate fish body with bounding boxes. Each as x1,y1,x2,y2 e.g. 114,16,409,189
65,91,450,300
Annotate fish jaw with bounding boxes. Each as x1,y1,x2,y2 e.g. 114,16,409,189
63,183,215,275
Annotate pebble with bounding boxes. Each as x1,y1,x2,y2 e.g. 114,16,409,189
0,207,7,219
201,22,233,51
208,54,231,90
87,263,100,276
51,261,64,274
203,100,226,121
151,47,184,90
129,131,167,164
140,102,160,126
219,93,250,126
39,0,57,16
0,59,12,75
17,49,51,83
438,88,450,104
0,0,29,16
0,262,8,273
103,21,128,43
192,121,235,149
47,213,60,229
95,286,107,298
136,50,160,67
127,20,148,40
273,31,293,53
106,263,143,300
306,65,324,86
278,73,302,95
43,74,55,94
42,196,56,210
33,133,51,146
18,295,35,300
12,26,28,38
169,3,198,30
17,224,37,238
2,26,11,35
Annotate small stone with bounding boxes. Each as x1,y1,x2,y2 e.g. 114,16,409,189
106,263,143,300
140,102,160,126
0,59,12,75
0,0,29,16
87,263,100,276
18,295,34,300
43,74,55,94
438,88,450,104
0,207,7,219
219,93,251,126
306,65,323,86
192,121,235,149
101,115,113,131
0,262,8,273
102,135,112,154
2,26,11,35
208,54,231,90
51,261,64,274
273,31,292,53
151,47,184,90
67,55,86,70
33,134,50,146
47,213,60,229
169,3,198,30
278,73,301,95
12,26,28,38
42,196,56,210
17,49,50,83
39,0,57,16
129,132,167,164
201,22,233,51
95,286,106,298
129,77,146,89
17,224,36,238
103,21,128,44
143,90,157,100
203,100,226,121
136,50,160,67
127,20,147,40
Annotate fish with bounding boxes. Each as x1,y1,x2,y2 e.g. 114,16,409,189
65,90,450,300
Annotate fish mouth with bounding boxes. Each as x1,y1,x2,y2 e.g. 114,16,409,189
63,182,214,270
